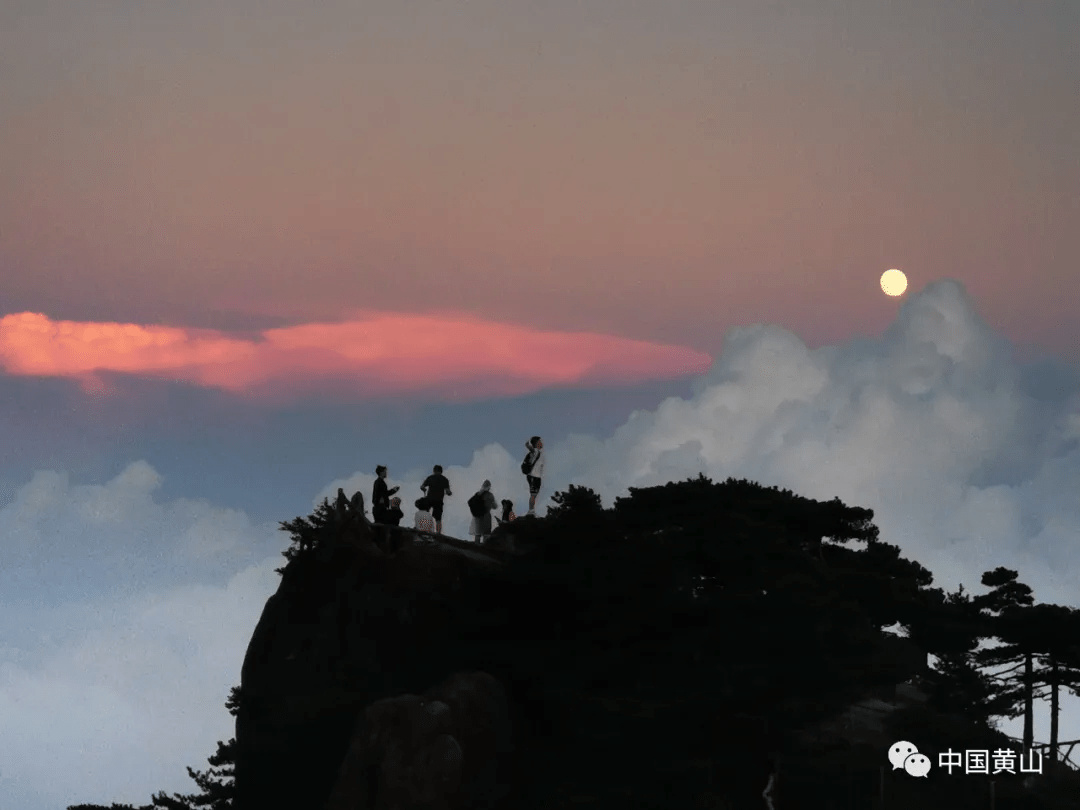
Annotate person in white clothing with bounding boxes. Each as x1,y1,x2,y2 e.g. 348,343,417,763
524,436,545,516
413,497,436,533
468,480,498,543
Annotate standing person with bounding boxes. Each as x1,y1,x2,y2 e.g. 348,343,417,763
495,499,516,526
413,497,436,533
385,496,404,527
420,465,452,534
371,465,399,524
467,480,498,543
522,436,545,516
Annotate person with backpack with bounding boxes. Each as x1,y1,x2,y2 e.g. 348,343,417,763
420,465,452,534
413,497,436,533
385,496,404,527
521,436,545,516
372,465,399,523
467,480,497,543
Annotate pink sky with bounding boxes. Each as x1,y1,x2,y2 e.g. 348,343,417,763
1,7,1079,810
1,2,1076,385
0,311,712,403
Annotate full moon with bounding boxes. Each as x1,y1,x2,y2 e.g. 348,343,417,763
880,269,908,297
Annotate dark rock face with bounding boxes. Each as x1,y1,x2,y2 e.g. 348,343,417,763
325,671,516,810
234,490,511,810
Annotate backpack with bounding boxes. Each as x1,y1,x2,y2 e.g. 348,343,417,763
521,449,537,475
467,492,487,517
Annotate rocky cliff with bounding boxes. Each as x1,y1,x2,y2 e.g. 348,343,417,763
234,490,518,810
325,670,516,810
233,480,1000,810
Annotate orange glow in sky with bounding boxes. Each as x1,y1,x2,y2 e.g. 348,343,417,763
0,312,712,403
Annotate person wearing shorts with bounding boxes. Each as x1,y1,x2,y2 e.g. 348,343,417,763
420,464,452,534
527,474,541,505
524,436,545,516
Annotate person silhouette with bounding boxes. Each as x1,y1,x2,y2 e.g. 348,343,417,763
523,437,545,516
413,497,435,533
495,499,516,526
372,465,399,523
468,480,497,543
385,496,404,527
420,465,452,533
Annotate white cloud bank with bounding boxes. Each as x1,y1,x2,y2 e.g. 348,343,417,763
332,280,1080,607
324,278,1080,757
0,470,284,809
1,278,1078,808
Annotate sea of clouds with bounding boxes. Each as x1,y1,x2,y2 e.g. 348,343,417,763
1,279,1078,808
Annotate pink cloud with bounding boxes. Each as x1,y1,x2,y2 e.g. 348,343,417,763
0,312,711,403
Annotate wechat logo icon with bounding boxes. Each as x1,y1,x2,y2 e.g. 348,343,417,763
888,741,931,777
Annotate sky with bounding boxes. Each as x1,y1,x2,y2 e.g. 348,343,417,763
0,1,1078,807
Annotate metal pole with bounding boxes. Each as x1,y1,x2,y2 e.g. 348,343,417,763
879,765,884,810
989,779,995,810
